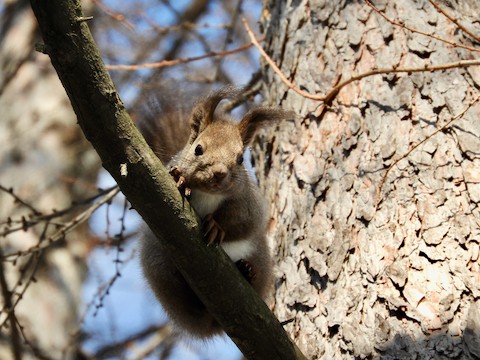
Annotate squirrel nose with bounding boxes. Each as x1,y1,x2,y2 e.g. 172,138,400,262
213,169,227,180
212,164,228,181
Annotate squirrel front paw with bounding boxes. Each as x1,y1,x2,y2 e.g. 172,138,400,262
169,166,191,197
203,214,225,246
235,259,256,284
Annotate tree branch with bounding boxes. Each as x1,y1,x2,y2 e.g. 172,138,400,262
244,16,480,112
105,39,261,71
0,247,22,360
374,93,480,212
427,0,480,44
365,0,480,53
29,0,306,359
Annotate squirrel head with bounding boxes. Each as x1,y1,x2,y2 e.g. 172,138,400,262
178,86,293,194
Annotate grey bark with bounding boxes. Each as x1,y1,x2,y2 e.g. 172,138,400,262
257,0,480,359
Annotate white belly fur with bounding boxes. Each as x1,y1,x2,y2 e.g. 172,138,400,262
221,239,255,262
189,190,225,218
189,190,253,261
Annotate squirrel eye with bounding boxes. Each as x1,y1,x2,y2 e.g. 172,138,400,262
194,144,203,156
237,154,244,165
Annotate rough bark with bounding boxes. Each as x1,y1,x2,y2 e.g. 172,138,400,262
257,0,480,359
29,0,306,359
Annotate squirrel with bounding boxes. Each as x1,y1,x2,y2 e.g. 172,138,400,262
138,85,291,338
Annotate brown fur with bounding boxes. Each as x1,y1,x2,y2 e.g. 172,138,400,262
139,86,293,338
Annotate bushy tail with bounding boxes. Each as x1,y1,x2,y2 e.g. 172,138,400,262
133,89,192,164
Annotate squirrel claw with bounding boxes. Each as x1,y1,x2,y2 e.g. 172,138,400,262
203,214,225,246
169,166,181,179
169,166,191,198
235,259,256,283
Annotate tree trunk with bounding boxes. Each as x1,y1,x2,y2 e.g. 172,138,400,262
257,1,480,358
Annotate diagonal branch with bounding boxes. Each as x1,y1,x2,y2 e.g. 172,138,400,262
28,0,306,359
243,17,480,110
364,0,480,53
105,39,261,71
374,93,480,212
321,59,480,105
243,18,325,101
427,0,480,44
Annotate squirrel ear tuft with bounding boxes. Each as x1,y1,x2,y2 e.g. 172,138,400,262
238,107,295,146
188,86,243,144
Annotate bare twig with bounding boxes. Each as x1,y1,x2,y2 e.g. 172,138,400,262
94,324,173,359
128,327,173,360
0,246,22,360
64,249,137,356
0,185,118,235
143,17,232,35
374,93,480,211
210,0,244,82
243,17,480,108
92,197,130,318
0,254,41,331
105,39,261,71
223,70,263,112
92,0,134,30
365,0,480,53
61,197,132,356
427,0,480,44
0,184,42,216
242,18,326,101
322,59,480,105
14,316,54,360
2,187,120,260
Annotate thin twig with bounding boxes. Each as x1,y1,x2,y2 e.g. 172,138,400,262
14,316,54,360
2,187,120,260
105,39,262,71
128,326,173,360
143,16,232,35
0,184,42,216
92,325,171,360
211,0,244,82
0,186,119,237
242,18,326,101
62,239,137,357
427,0,480,44
374,93,480,212
242,17,480,107
0,246,22,360
0,253,41,331
365,0,480,53
92,0,135,30
223,70,263,112
322,59,480,105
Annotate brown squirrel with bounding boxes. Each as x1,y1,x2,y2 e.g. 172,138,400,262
139,86,291,338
